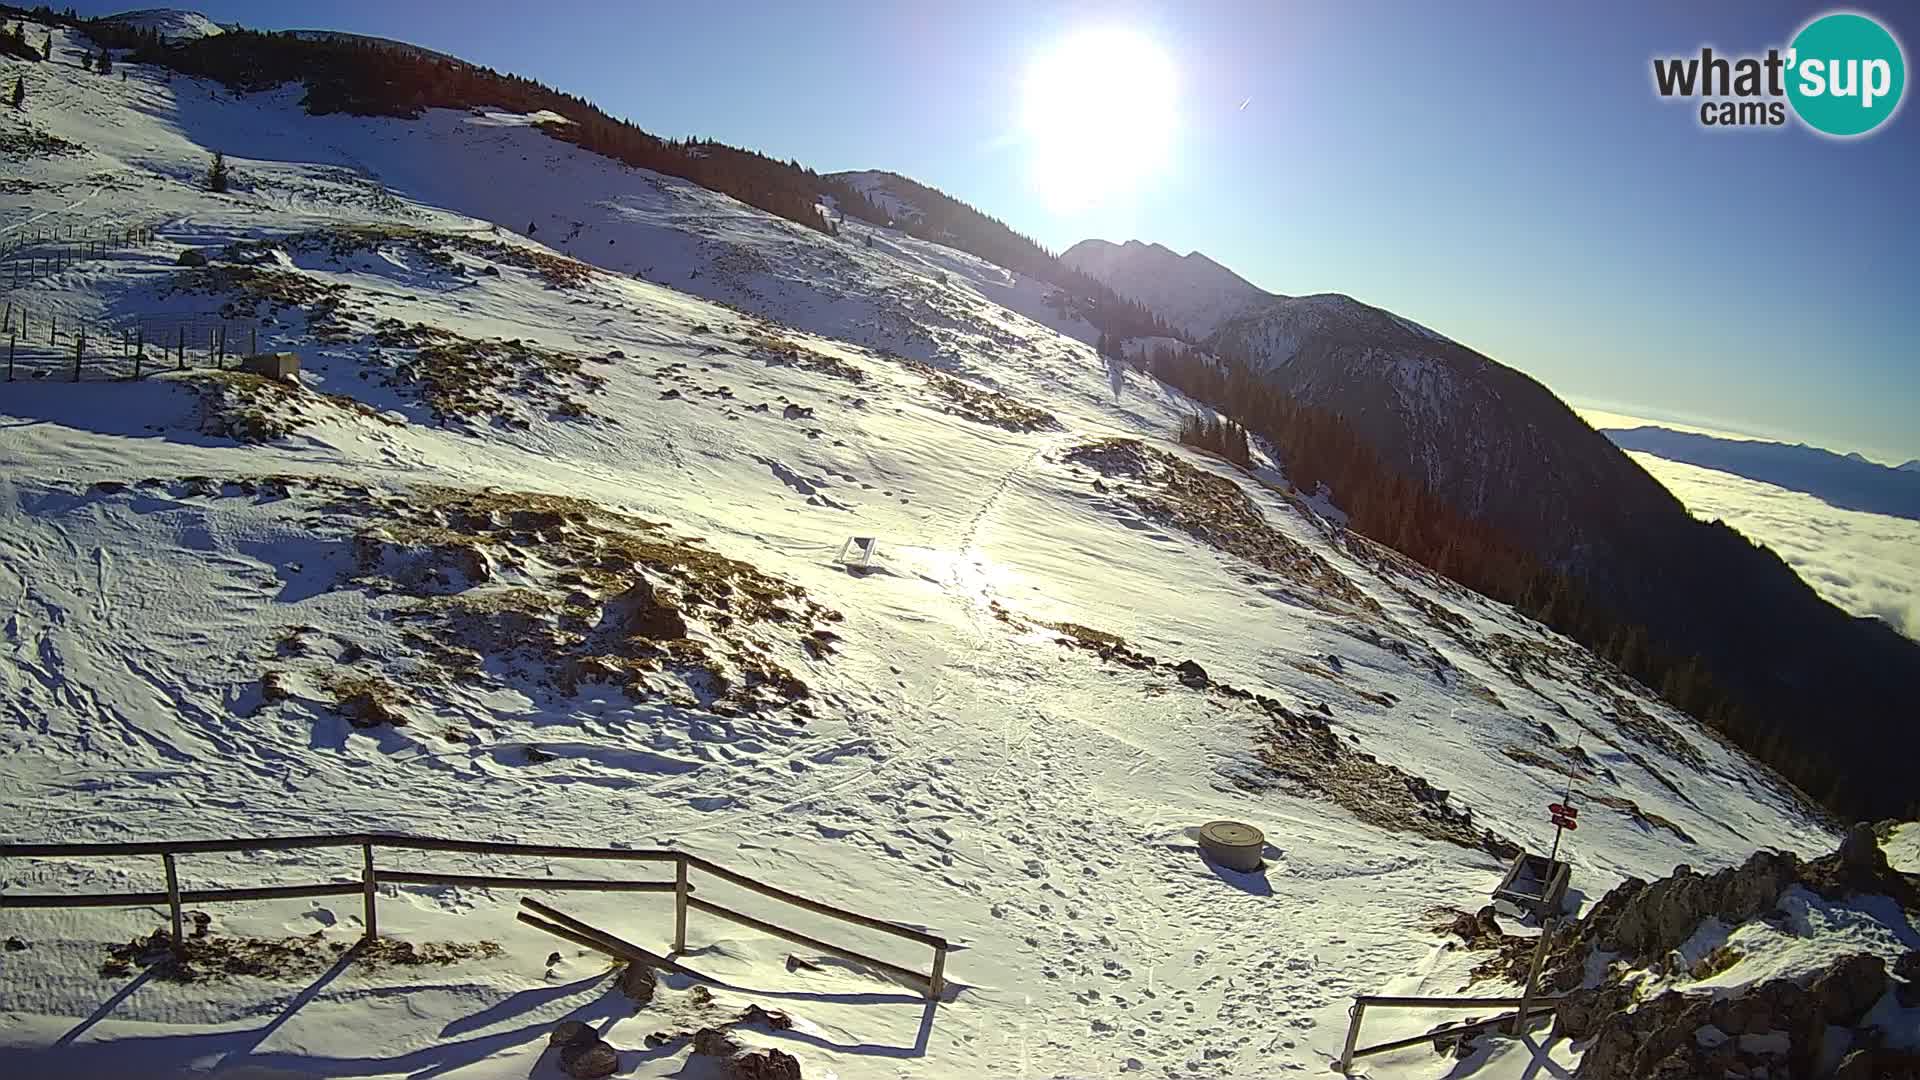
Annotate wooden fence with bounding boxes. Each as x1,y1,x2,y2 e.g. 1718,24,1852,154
2,300,261,383
0,832,950,999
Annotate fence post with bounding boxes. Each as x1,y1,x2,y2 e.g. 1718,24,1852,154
177,327,185,370
1339,1000,1366,1074
7,332,14,382
162,853,185,952
1513,918,1556,1036
134,329,144,380
361,843,378,943
251,325,257,356
673,856,689,952
929,943,947,1000
72,329,83,382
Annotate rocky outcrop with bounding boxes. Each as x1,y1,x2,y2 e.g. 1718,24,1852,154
690,1026,802,1079
1543,826,1919,991
1570,953,1890,1079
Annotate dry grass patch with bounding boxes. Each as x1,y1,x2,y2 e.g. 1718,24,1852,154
371,321,606,426
901,359,1057,431
344,488,839,717
183,370,395,443
1065,438,1380,614
748,333,868,384
101,928,501,983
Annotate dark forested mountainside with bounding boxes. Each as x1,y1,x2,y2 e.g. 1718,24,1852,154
1145,340,1919,822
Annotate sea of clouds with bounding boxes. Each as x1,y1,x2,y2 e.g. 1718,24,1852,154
1625,452,1920,641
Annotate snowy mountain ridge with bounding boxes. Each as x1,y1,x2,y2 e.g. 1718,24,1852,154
1061,236,1269,338
92,8,225,43
1,15,1910,1080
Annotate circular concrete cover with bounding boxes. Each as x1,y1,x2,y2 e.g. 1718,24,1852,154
1198,820,1265,871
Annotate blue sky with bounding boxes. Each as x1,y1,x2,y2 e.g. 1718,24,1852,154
75,1,1920,462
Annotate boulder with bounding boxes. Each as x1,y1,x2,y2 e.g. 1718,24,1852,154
1173,659,1209,689
692,1027,742,1058
549,1020,594,1048
1837,822,1888,873
619,960,657,1005
727,1048,801,1079
739,1004,793,1030
176,248,208,267
559,1038,618,1079
607,578,687,640
1809,953,1887,1026
1895,950,1920,1007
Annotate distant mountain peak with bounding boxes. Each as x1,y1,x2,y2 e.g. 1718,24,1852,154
1060,237,1268,337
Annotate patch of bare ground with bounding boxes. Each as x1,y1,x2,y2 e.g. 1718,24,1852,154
370,320,607,426
900,358,1059,431
101,927,501,982
748,333,868,384
1064,438,1381,616
181,370,397,443
342,487,840,717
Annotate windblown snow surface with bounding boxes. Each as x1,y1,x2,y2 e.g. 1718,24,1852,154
0,21,1867,1080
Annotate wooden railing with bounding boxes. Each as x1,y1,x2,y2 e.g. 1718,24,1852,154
0,832,950,999
1337,995,1562,1072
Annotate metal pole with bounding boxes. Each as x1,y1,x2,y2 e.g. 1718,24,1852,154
1513,918,1557,1036
1339,1000,1367,1074
163,853,185,950
72,329,82,382
132,329,142,380
673,855,689,952
361,843,378,943
7,331,14,382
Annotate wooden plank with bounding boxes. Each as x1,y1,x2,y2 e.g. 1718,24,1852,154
1350,1006,1556,1061
368,834,676,862
382,871,678,893
0,881,362,909
0,835,366,858
1353,995,1561,1008
686,855,946,948
517,898,710,982
518,911,634,961
688,895,930,994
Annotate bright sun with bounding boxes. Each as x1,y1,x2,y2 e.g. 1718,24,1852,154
1023,28,1177,212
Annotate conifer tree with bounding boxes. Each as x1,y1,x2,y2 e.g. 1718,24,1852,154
207,150,229,192
10,76,23,110
95,48,110,75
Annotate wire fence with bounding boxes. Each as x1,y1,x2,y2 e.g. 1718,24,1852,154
1,222,159,290
3,300,264,384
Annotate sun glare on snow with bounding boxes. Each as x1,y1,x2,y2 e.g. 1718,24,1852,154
1022,28,1176,212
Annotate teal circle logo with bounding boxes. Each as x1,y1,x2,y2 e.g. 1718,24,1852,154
1787,13,1906,136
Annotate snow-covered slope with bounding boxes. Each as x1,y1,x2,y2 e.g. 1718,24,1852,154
1061,237,1268,338
95,8,225,43
835,170,927,227
0,19,1852,1080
